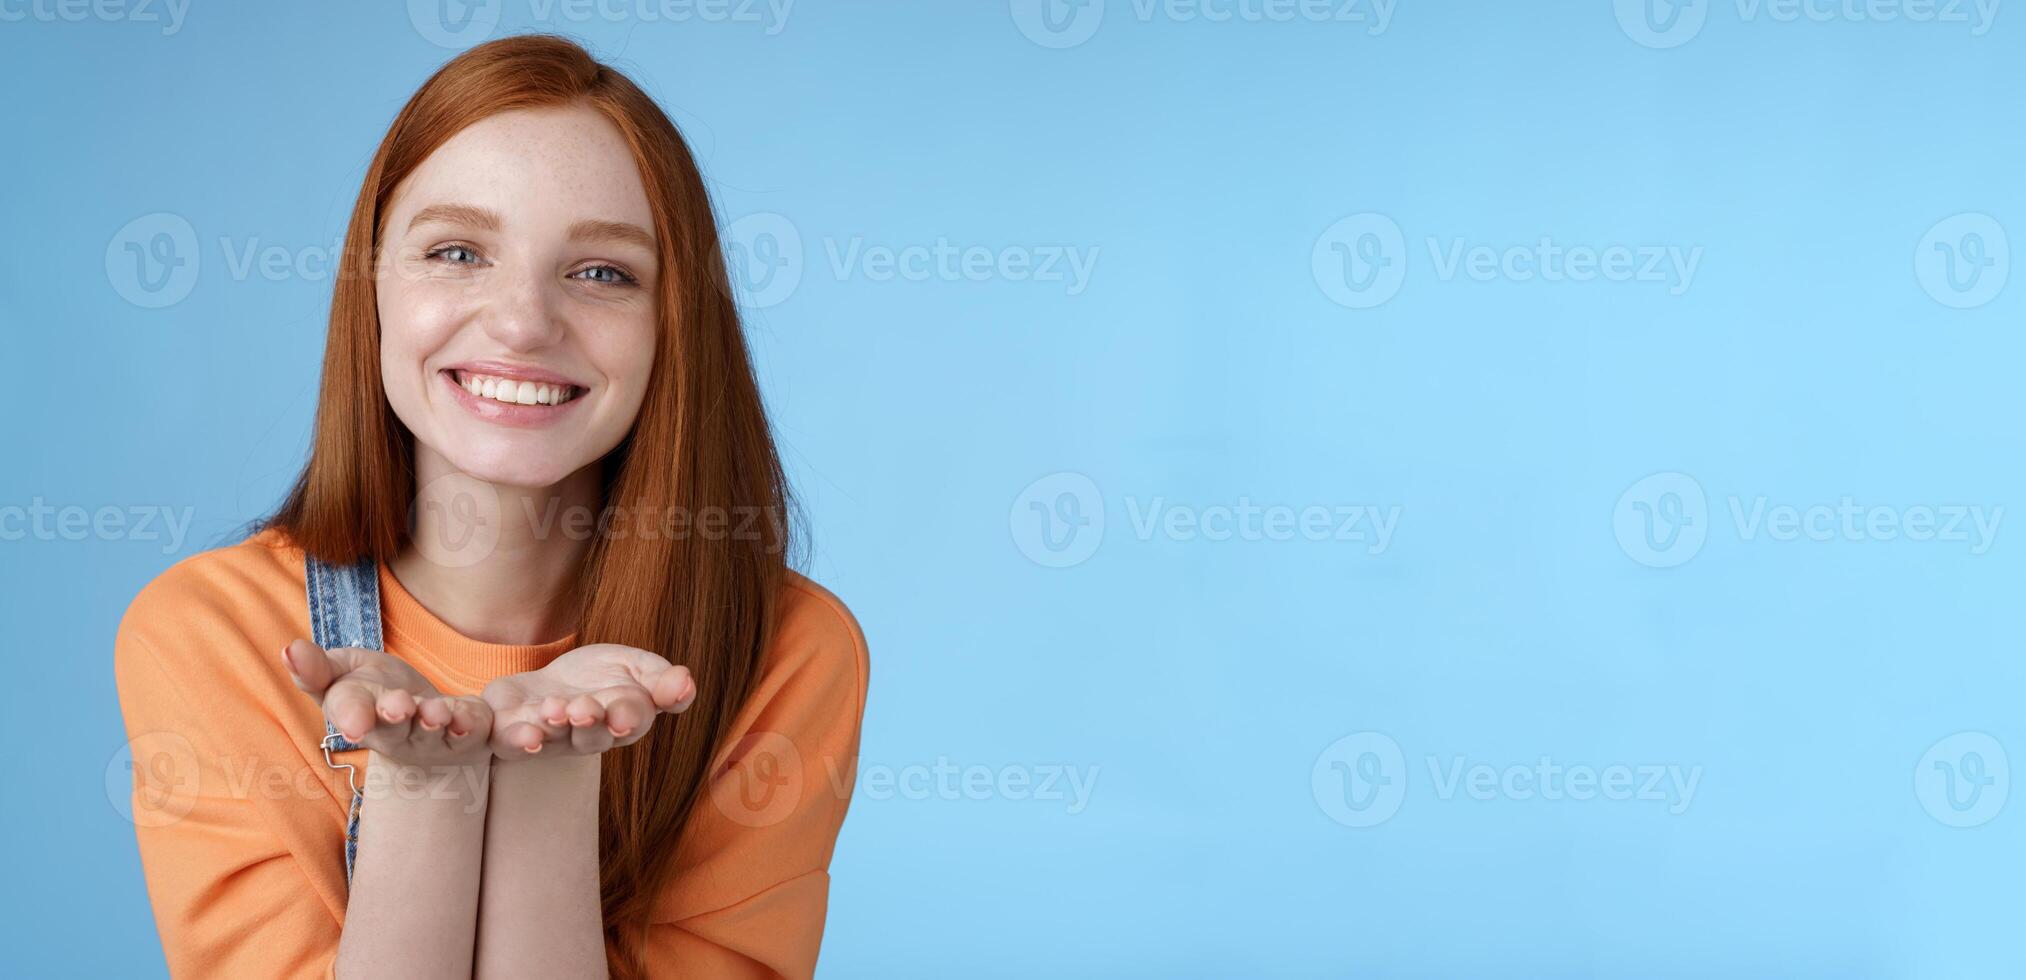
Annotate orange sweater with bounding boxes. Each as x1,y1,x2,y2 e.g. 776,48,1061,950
113,529,868,979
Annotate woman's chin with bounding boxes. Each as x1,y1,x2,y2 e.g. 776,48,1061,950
434,450,583,493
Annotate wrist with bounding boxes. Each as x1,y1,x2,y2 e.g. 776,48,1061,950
491,749,600,782
362,750,493,810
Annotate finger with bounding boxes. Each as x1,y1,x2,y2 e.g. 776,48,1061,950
497,720,548,756
282,639,335,699
539,696,573,729
597,687,656,739
648,666,696,712
415,696,453,733
569,710,615,754
377,688,418,726
447,698,487,740
565,694,605,730
324,677,384,743
605,645,683,691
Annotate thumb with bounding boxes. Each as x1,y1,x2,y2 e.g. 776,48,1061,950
282,639,339,700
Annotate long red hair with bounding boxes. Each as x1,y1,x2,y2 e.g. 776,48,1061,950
266,34,792,976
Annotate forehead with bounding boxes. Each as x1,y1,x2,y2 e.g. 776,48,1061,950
389,104,652,228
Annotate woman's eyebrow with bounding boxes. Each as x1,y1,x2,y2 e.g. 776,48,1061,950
569,218,656,252
407,203,501,233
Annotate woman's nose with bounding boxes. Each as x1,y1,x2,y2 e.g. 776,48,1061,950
479,270,566,351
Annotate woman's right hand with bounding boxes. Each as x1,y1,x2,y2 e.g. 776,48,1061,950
283,638,494,766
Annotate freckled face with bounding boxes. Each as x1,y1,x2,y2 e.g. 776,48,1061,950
376,104,660,490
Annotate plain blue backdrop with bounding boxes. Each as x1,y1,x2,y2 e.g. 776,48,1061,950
4,0,2024,976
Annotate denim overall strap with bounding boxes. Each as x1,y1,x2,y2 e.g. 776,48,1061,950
305,554,382,887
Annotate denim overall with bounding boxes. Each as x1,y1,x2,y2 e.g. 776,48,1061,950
306,555,382,886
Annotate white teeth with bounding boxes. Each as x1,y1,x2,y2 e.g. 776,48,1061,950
455,371,577,406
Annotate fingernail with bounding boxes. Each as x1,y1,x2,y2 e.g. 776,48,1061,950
609,726,633,738
449,726,468,737
571,715,593,727
280,645,297,673
524,742,543,754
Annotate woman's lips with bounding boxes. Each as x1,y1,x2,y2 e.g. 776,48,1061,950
440,369,586,428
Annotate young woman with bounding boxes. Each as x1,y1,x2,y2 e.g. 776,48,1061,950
112,35,868,979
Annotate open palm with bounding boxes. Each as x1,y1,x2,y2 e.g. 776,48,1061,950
283,639,494,766
479,643,695,759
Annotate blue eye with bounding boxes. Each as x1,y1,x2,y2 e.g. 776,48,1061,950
574,264,638,286
426,244,481,264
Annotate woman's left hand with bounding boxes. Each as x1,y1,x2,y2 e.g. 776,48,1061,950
479,643,696,759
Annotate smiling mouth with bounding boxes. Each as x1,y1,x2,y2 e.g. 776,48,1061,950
446,369,582,407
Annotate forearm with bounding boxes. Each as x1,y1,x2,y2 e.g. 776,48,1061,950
337,751,492,979
476,753,607,978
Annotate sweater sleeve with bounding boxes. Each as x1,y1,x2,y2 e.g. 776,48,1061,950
113,585,348,979
637,583,870,979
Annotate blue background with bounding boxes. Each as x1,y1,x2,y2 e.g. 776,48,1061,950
4,1,2023,976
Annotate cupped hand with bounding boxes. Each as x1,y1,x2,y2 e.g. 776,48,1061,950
478,643,696,760
283,638,494,766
